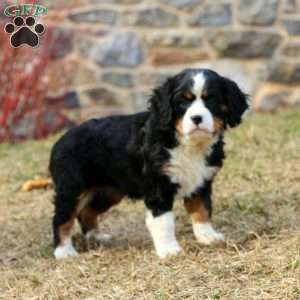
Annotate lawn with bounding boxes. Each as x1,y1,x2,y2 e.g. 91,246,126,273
0,109,299,300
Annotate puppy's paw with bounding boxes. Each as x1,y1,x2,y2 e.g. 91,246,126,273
156,242,182,258
54,243,78,259
193,223,225,245
85,230,112,242
196,231,225,245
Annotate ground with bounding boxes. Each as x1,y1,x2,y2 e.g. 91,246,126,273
0,109,299,300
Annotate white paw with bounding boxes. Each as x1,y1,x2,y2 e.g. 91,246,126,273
86,230,112,242
54,242,78,259
193,223,225,245
146,211,182,258
156,242,182,258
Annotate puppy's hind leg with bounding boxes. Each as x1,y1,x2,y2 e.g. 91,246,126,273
53,182,84,259
78,187,124,242
53,195,78,259
78,204,112,242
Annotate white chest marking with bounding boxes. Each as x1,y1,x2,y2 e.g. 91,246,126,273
164,140,218,198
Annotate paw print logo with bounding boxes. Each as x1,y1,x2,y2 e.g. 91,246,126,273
4,16,45,48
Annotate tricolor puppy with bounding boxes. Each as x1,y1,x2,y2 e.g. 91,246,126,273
50,68,249,259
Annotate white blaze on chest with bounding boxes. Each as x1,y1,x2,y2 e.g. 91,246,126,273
164,138,218,198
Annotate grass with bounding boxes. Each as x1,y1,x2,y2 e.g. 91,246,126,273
0,109,299,300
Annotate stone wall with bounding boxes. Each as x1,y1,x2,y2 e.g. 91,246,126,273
43,0,300,120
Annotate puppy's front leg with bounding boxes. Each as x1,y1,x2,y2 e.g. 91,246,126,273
146,210,182,258
184,183,225,245
144,187,182,258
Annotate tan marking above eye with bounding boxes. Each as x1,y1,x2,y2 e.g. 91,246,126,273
201,89,208,99
183,91,195,101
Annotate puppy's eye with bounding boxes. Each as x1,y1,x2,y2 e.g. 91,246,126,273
182,91,195,101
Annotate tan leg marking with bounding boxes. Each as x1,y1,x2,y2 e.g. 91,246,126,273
184,197,225,245
184,197,209,223
79,186,124,240
57,215,76,247
76,189,95,214
79,206,99,233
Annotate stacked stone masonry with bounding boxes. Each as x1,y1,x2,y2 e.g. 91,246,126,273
42,0,300,120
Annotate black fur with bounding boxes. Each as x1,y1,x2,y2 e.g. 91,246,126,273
50,68,248,249
222,77,249,128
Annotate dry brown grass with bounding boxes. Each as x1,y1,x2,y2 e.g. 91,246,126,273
0,110,299,300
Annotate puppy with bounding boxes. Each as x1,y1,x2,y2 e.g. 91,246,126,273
49,68,249,259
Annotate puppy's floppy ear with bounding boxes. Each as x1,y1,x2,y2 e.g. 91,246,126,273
148,78,174,129
223,77,249,128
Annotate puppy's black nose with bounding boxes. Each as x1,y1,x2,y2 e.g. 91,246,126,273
191,115,203,125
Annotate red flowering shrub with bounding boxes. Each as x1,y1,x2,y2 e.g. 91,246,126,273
0,26,72,143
